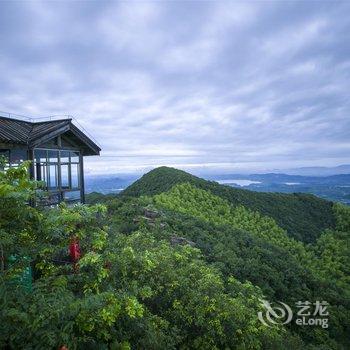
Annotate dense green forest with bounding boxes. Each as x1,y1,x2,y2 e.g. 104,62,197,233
122,167,336,243
1,164,349,349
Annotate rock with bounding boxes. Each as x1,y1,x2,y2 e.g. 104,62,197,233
144,209,159,219
170,235,196,247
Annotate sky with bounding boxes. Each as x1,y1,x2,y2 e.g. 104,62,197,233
0,1,349,175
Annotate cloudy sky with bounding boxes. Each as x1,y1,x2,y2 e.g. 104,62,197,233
0,1,349,175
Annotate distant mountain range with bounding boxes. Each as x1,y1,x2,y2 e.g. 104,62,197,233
85,166,350,205
85,174,138,194
206,173,350,185
282,164,350,176
204,173,350,204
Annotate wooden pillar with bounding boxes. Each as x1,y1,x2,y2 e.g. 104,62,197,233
57,147,63,203
28,148,35,207
28,148,34,179
79,152,85,204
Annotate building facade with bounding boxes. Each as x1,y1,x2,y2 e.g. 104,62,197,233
0,116,100,204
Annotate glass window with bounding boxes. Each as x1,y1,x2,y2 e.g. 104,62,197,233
64,190,81,201
0,150,9,158
48,164,58,189
35,149,47,163
48,150,58,163
34,150,47,186
61,164,69,188
10,149,27,166
33,148,81,195
71,163,79,188
0,150,10,170
60,151,70,163
70,151,79,163
35,163,42,182
38,164,47,184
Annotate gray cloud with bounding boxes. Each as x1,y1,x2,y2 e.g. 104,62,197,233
0,1,349,174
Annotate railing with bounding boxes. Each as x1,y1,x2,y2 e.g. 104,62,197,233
0,110,101,148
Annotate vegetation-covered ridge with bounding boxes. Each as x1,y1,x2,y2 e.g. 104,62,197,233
151,182,350,295
122,166,336,243
103,187,350,349
153,183,310,258
149,183,350,348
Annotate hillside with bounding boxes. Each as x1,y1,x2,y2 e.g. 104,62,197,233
108,186,350,348
122,167,336,243
2,162,350,349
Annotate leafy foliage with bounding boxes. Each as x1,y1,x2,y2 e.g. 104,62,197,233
309,204,350,345
85,191,116,205
148,182,349,348
123,166,336,243
107,190,350,349
92,169,350,349
153,183,310,259
0,163,300,349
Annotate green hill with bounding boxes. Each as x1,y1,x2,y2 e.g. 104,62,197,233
3,162,349,349
153,183,309,257
122,166,336,243
112,184,350,348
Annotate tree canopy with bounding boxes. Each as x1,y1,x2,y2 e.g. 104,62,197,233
1,165,349,349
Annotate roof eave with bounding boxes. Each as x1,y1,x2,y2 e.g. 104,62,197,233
69,123,101,156
0,117,101,156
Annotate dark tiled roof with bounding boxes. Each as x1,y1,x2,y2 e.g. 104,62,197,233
0,117,100,155
31,120,71,142
0,117,32,143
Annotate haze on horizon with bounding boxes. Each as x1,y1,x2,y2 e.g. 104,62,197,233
0,1,349,175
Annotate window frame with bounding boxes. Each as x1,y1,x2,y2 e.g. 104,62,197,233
33,148,81,202
0,148,27,169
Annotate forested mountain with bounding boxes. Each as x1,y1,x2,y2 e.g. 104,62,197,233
2,164,349,349
119,167,350,348
122,166,336,243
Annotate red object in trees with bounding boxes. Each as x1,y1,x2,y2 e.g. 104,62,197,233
69,238,81,262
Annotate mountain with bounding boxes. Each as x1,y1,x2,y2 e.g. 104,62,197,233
203,173,350,204
85,169,350,204
122,166,336,243
115,166,350,348
207,172,350,185
4,146,350,349
85,174,137,194
283,164,350,176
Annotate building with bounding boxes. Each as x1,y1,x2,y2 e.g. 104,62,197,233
0,115,100,204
